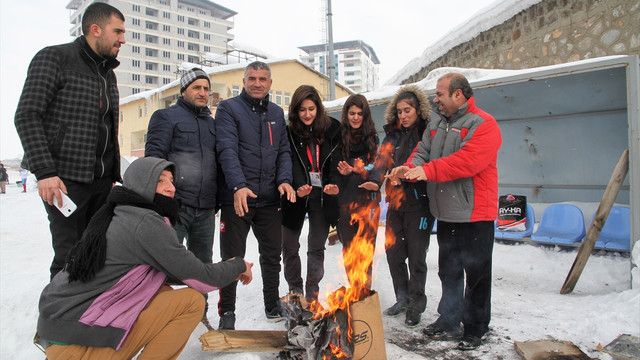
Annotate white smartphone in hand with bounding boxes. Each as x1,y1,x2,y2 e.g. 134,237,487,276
53,192,77,217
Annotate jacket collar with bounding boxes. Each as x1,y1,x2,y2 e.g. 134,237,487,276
240,88,269,113
177,97,211,115
76,36,120,71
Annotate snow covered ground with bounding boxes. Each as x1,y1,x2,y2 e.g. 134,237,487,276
1,171,638,359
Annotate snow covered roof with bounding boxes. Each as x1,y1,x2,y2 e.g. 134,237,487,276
385,0,544,86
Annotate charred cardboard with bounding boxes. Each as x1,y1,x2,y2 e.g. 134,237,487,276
350,291,387,360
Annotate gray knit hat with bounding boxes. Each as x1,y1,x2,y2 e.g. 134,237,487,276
180,68,210,93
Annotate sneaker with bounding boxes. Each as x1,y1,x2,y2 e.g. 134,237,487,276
383,302,407,316
458,335,482,350
405,309,421,327
265,304,285,321
422,319,462,340
201,314,214,331
218,311,235,330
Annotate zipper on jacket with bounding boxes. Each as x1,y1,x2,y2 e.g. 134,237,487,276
267,121,273,146
85,48,111,179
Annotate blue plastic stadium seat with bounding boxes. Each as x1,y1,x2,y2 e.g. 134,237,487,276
531,204,586,245
595,206,630,251
495,204,535,240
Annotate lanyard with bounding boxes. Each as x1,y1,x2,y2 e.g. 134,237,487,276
306,144,320,173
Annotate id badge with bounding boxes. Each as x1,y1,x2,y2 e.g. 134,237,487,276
309,172,322,187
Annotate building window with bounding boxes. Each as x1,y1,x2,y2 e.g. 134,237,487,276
187,43,199,51
145,35,158,44
177,40,184,48
177,15,184,22
162,51,170,58
163,64,171,71
188,30,199,39
132,74,140,81
204,34,211,41
232,85,240,97
163,38,170,45
346,71,355,76
132,60,140,67
145,48,158,57
204,46,210,52
132,4,140,12
163,11,170,19
163,78,172,85
200,10,207,15
119,134,123,145
188,18,199,26
275,91,282,105
284,92,291,106
145,62,157,71
162,24,170,32
132,32,140,40
145,7,158,17
204,21,210,28
138,105,143,117
177,54,184,60
187,55,199,63
132,46,140,53
177,28,184,35
132,18,140,26
146,21,158,30
120,111,123,123
345,63,354,67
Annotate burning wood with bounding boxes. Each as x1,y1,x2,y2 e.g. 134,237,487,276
279,193,387,360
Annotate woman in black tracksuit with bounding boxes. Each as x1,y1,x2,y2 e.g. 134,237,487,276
335,94,380,291
368,85,435,327
281,85,341,302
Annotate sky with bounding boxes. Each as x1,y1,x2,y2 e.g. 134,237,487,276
0,0,499,160
1,174,638,359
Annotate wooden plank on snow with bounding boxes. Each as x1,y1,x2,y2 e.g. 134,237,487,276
200,329,289,353
514,339,592,359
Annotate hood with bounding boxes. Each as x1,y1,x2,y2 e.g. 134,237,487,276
123,157,175,202
384,84,431,128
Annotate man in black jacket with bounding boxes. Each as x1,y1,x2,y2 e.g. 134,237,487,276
145,68,217,329
14,2,125,280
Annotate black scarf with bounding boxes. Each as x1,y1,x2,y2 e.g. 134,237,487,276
65,186,179,283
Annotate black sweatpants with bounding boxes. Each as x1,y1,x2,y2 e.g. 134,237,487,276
44,177,112,280
435,220,494,338
218,205,282,315
385,208,434,312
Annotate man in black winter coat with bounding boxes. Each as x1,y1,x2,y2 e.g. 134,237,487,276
14,2,125,280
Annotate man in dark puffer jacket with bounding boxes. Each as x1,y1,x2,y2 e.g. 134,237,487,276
215,61,295,329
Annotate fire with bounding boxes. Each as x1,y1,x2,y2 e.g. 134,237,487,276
328,344,349,358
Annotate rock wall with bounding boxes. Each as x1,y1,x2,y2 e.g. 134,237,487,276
402,0,639,84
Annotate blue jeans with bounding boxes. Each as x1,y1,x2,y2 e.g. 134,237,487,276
174,204,216,264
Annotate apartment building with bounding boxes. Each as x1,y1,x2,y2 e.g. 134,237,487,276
66,0,236,97
298,40,380,93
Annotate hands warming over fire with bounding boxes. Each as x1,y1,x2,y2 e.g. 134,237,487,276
358,181,379,191
388,165,428,182
279,183,296,203
323,184,339,195
234,259,253,285
338,159,366,176
296,184,313,198
233,187,257,217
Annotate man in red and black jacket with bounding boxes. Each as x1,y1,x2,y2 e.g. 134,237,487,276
392,73,502,350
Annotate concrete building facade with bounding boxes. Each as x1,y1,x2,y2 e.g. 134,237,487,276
298,40,380,94
66,0,237,97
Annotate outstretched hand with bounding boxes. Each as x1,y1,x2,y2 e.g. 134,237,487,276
279,183,296,203
233,187,257,217
358,181,379,191
237,260,253,285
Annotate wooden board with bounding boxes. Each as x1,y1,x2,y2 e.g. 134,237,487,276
514,340,592,360
200,329,289,353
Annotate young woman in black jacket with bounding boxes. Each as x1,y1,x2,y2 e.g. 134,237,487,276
281,85,341,302
335,94,380,291
367,85,435,327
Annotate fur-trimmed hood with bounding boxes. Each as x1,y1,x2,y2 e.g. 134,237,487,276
384,84,431,128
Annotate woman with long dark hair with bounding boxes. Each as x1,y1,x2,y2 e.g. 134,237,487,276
281,85,341,302
335,94,380,291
